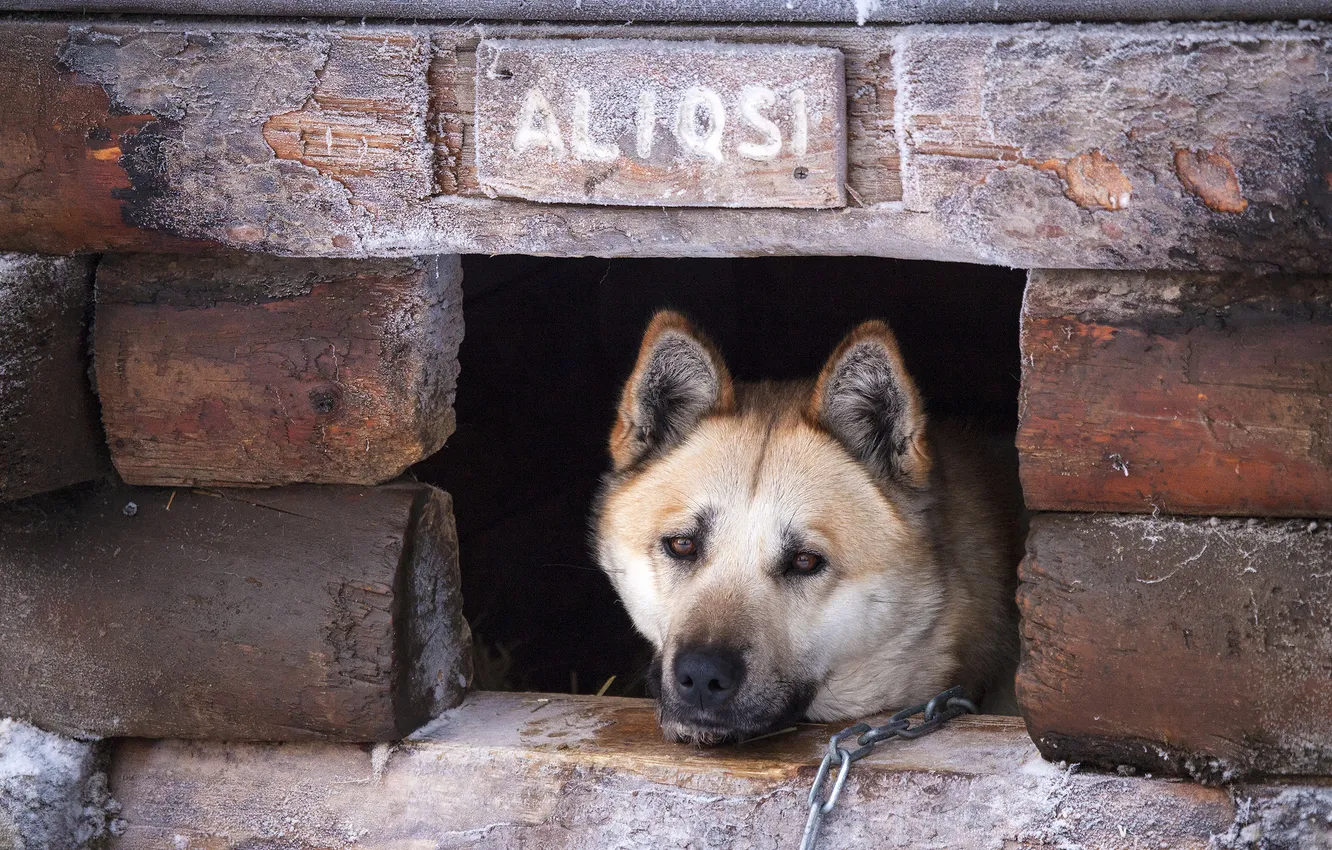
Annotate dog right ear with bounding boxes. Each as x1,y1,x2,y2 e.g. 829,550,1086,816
609,311,734,472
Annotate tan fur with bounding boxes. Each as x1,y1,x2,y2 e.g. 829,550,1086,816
594,312,1020,744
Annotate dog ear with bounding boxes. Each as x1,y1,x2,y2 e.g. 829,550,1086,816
610,311,734,471
809,320,931,487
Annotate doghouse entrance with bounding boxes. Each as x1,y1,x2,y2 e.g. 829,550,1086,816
412,254,1027,698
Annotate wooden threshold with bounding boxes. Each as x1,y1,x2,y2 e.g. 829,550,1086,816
105,690,1329,849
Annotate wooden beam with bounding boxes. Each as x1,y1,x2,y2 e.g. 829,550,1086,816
94,252,461,488
0,254,107,502
102,690,1296,850
1017,513,1332,782
1,20,1329,268
0,481,471,742
1017,269,1332,518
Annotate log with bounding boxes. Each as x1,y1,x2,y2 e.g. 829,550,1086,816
1016,513,1332,782
1017,270,1332,517
101,690,1313,850
0,481,472,742
0,254,107,502
2,19,1330,269
94,253,462,488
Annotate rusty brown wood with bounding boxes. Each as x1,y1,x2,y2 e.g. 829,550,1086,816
1,20,1330,268
101,690,1324,850
0,254,108,502
1017,269,1332,518
1017,513,1332,783
474,38,846,208
0,481,471,742
94,252,461,488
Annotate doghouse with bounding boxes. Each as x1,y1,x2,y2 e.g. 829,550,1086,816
0,0,1329,846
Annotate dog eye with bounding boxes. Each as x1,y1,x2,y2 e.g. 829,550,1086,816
789,551,825,575
664,536,698,559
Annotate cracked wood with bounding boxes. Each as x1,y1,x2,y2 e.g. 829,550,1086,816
0,481,471,741
0,20,1329,267
1018,269,1332,518
94,252,462,488
1017,513,1332,782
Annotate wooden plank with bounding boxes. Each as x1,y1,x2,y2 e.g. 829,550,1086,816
0,254,108,502
0,481,472,742
94,253,461,488
474,39,845,208
1,20,1330,268
1017,270,1332,517
102,690,1288,850
1017,513,1332,782
9,0,1332,23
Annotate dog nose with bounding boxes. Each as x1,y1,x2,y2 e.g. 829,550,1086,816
672,649,745,709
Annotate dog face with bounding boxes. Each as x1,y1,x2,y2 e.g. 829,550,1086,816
595,312,958,745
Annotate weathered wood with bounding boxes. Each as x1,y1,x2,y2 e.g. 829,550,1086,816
102,691,1324,850
1017,513,1332,783
94,253,461,488
0,481,472,742
474,39,845,208
0,254,107,502
10,0,1332,23
1017,270,1332,517
1,20,1329,268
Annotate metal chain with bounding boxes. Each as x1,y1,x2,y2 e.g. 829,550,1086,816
799,685,978,850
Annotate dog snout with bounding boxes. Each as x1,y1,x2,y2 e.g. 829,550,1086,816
672,647,746,709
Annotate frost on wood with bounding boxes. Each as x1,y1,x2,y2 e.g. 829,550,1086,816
1018,513,1332,782
107,691,1309,850
0,719,119,850
0,254,105,502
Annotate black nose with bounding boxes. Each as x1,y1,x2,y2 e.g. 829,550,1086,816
672,648,745,709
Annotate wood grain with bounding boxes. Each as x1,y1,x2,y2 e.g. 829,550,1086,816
474,38,845,208
1018,269,1332,517
0,481,471,742
1,20,1329,267
1017,513,1332,782
102,691,1281,850
94,252,462,488
0,254,107,501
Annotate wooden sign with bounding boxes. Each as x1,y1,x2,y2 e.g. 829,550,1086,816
475,38,846,208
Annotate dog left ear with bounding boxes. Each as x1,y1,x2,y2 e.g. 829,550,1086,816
609,311,735,472
809,320,931,487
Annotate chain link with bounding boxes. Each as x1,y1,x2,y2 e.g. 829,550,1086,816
799,685,977,850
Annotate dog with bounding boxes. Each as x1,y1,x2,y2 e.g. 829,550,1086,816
592,310,1022,745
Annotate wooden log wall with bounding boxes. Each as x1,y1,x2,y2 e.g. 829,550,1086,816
95,252,463,487
0,254,107,501
0,19,1330,269
1015,269,1332,781
104,691,1332,850
0,480,472,742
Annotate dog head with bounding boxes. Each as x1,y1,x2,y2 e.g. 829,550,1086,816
594,311,957,745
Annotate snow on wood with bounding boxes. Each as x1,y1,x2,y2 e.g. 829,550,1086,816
0,482,471,742
94,253,462,488
1,20,1329,269
474,39,845,207
103,690,1326,850
1018,513,1332,782
0,718,120,850
1017,269,1332,517
0,255,107,502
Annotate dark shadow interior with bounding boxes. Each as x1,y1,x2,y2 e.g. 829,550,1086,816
412,256,1027,697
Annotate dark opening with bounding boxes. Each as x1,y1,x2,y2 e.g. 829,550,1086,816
412,256,1026,697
